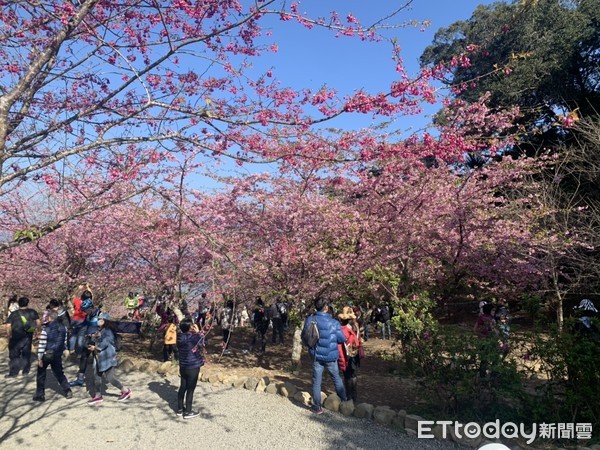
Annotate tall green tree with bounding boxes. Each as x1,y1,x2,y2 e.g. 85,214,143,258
421,0,600,156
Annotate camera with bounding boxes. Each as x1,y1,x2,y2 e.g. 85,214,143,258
84,333,99,348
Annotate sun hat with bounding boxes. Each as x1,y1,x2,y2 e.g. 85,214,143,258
338,306,357,320
574,299,598,313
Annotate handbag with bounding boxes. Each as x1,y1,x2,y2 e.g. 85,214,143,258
42,350,55,363
358,345,365,359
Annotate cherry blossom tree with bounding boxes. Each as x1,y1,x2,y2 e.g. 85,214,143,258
0,0,436,252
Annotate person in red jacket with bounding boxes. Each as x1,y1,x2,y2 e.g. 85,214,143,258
337,306,362,402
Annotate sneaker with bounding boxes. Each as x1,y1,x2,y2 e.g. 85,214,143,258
176,409,184,416
4,374,18,379
241,350,249,355
222,349,231,355
117,389,132,401
65,390,73,399
311,408,324,415
32,395,45,402
69,378,85,387
183,410,200,419
87,395,103,405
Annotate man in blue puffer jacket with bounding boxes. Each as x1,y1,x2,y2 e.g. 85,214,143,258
303,296,347,414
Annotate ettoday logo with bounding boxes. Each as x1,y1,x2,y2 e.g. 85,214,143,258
418,420,593,445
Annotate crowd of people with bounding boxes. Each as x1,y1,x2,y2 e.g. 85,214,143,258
5,287,598,420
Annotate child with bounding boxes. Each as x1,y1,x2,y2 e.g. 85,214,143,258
163,316,178,362
87,313,131,405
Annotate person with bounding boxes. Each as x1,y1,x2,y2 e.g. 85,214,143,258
176,319,205,419
196,293,208,327
247,297,269,354
378,303,392,340
494,298,510,322
70,290,99,387
220,299,234,354
269,298,285,345
43,298,71,329
240,305,249,327
363,303,373,341
163,316,178,361
5,296,40,378
87,313,132,405
572,298,599,338
6,295,19,320
474,302,500,379
302,296,347,414
124,292,138,320
497,311,511,359
34,311,72,401
69,290,88,352
337,306,363,402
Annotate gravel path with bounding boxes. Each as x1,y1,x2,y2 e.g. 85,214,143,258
0,357,466,449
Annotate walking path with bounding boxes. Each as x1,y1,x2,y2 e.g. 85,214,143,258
0,356,467,449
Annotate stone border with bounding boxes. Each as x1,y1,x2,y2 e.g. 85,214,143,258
0,339,596,450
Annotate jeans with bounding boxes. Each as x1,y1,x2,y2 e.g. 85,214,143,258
312,359,347,409
381,321,392,340
69,320,85,352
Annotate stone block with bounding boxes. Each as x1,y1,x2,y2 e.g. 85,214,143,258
157,362,172,375
118,358,136,373
323,393,341,412
339,399,355,416
265,382,280,394
233,377,246,389
244,377,259,391
353,402,374,419
279,382,298,398
293,391,312,406
373,406,396,425
404,414,426,432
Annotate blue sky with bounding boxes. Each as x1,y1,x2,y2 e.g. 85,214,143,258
258,0,499,133
196,0,501,189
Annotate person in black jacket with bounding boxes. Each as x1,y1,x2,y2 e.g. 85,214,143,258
33,311,72,401
5,296,40,378
176,319,205,419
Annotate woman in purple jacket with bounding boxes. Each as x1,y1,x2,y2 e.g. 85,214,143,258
176,319,205,419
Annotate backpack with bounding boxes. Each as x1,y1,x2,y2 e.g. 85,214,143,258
277,302,287,316
114,332,123,352
19,312,36,333
301,315,320,348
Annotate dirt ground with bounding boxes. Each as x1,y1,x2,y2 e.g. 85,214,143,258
132,325,420,412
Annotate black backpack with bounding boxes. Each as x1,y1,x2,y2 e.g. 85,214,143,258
301,315,320,348
113,331,123,352
277,302,287,316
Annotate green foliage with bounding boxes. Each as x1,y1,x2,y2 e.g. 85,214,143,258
13,226,44,243
286,308,302,328
391,292,438,355
421,0,600,156
524,319,600,426
520,294,542,323
402,325,524,423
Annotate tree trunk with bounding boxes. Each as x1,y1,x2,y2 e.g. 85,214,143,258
291,326,303,370
552,267,564,332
